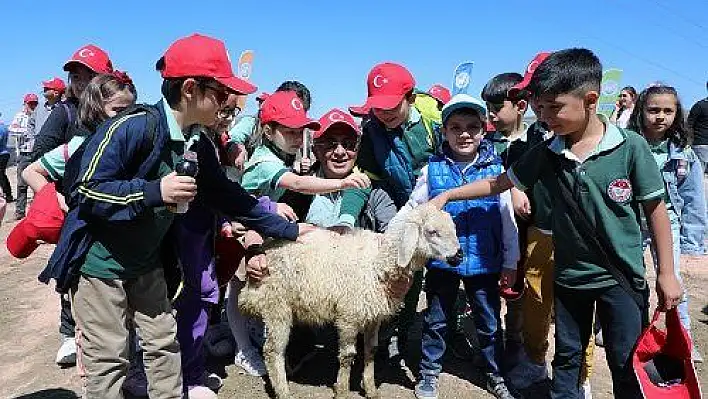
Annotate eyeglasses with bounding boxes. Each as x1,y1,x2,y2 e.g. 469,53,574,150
200,82,230,105
218,106,241,119
313,138,359,153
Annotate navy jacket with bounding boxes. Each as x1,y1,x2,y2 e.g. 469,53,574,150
40,101,297,292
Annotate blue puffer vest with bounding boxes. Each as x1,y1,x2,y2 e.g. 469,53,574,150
427,140,504,276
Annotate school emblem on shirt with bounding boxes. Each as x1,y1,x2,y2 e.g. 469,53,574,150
607,178,632,203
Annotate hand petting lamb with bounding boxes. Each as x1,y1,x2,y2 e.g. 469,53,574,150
239,203,463,399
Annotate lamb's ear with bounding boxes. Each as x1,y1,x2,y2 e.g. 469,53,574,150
397,222,420,268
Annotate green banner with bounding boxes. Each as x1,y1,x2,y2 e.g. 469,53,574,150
598,68,623,117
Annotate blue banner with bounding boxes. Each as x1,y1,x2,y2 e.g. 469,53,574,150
452,62,474,96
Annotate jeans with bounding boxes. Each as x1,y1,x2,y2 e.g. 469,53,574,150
59,295,76,337
642,219,691,332
0,153,11,199
15,153,32,217
692,144,708,236
552,284,645,399
420,269,502,377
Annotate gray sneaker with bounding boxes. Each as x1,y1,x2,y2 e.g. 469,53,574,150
415,375,439,399
486,375,515,399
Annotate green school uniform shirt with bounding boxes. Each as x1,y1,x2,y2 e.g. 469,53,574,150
507,115,665,291
81,100,184,279
241,145,289,201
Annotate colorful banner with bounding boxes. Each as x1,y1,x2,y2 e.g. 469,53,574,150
598,68,623,118
235,50,254,111
452,61,474,96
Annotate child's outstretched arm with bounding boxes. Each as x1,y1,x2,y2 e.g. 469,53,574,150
430,172,514,210
643,199,683,311
277,171,370,195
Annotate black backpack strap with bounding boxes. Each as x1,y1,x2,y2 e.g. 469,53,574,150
549,152,647,313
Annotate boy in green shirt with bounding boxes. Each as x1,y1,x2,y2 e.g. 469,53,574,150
430,48,682,398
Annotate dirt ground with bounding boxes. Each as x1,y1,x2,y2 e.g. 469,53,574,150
0,165,706,399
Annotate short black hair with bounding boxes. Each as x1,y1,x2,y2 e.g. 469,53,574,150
276,80,311,111
481,73,523,103
528,48,602,97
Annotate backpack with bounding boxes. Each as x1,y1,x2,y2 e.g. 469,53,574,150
59,104,161,205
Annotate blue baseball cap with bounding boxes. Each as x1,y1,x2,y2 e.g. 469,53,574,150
441,94,487,124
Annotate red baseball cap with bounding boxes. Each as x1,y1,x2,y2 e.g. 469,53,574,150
159,33,257,95
63,44,114,74
42,77,67,92
355,62,415,111
23,93,39,104
259,91,320,130
348,105,370,117
428,84,452,105
256,92,270,103
507,52,551,99
313,108,361,139
7,183,65,258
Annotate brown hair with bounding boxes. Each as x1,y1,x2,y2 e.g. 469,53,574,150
78,73,136,132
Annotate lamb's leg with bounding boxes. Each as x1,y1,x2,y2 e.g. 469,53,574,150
263,313,292,399
334,322,359,399
362,322,380,399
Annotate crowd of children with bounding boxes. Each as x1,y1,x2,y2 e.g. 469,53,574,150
2,33,706,399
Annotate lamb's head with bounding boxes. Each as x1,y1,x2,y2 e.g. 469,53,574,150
394,203,462,269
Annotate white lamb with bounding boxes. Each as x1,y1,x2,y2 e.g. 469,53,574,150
239,204,462,399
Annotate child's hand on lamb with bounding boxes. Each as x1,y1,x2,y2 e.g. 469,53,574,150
327,224,352,235
296,223,318,241
499,267,517,289
246,252,269,282
277,202,298,222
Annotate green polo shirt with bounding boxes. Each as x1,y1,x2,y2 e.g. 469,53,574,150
508,116,665,290
81,101,185,279
241,145,289,201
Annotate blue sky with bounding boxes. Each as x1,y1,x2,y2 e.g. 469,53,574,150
1,0,707,121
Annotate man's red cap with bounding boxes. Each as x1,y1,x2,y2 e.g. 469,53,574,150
63,44,114,74
507,52,551,99
348,105,370,117
259,91,320,130
23,93,38,104
42,77,67,92
355,62,415,111
7,183,64,258
159,34,257,95
428,84,452,105
313,108,361,139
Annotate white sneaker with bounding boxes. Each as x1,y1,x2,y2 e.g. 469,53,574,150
505,360,548,390
582,379,593,399
187,385,218,399
235,348,267,376
55,335,77,366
